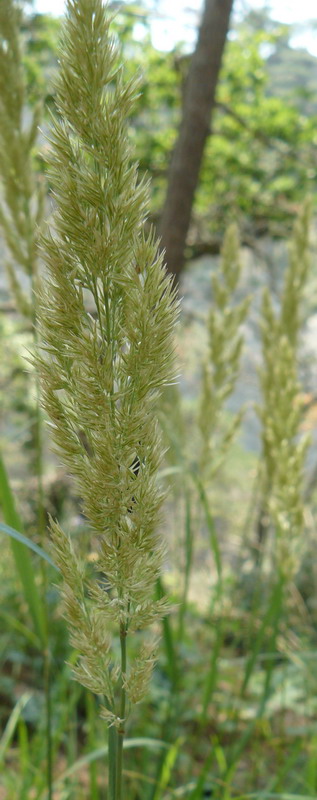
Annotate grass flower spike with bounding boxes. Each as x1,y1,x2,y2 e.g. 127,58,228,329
198,224,249,476
35,0,178,794
258,200,311,578
0,0,44,316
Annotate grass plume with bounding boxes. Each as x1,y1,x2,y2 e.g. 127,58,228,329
258,199,312,578
34,0,178,794
0,0,44,316
198,224,250,477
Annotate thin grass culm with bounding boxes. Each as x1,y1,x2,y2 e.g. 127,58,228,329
34,1,178,797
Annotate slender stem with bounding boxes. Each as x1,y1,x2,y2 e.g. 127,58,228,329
31,271,53,800
177,493,193,644
43,645,53,800
92,158,124,800
86,693,98,800
108,726,117,800
116,624,127,800
32,320,46,544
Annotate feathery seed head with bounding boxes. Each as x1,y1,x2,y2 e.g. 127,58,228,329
0,0,44,313
198,223,250,476
258,201,311,578
36,0,178,721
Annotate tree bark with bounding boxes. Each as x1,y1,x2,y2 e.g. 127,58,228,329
159,0,234,281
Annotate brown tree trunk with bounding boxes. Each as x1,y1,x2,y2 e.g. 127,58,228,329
159,0,234,281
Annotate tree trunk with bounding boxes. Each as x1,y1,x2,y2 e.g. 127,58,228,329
159,0,234,281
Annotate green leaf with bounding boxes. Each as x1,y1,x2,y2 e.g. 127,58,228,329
177,493,193,643
50,738,169,792
0,693,32,765
156,576,179,690
0,452,47,643
0,521,57,571
0,608,41,649
193,474,222,579
233,794,317,800
153,737,183,800
188,748,215,799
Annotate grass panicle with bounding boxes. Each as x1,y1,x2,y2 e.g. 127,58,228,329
0,0,44,314
258,199,312,579
35,0,178,793
198,223,250,477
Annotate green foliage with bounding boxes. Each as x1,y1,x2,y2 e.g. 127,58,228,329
0,519,56,570
0,453,46,642
200,26,317,238
13,2,317,246
88,7,317,244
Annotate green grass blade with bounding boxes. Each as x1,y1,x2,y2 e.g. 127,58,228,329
178,494,193,644
241,577,283,696
0,521,57,570
233,794,316,800
0,452,46,643
152,737,183,800
306,735,317,794
263,739,302,797
0,693,32,765
224,579,284,782
193,474,222,579
17,717,30,787
188,747,214,799
49,738,169,793
0,608,40,649
156,576,179,689
200,616,223,725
